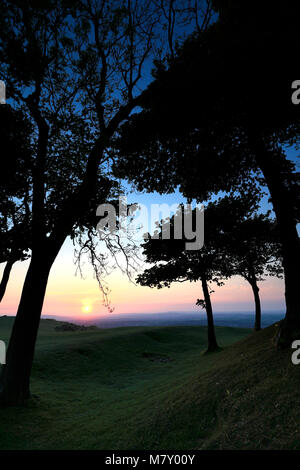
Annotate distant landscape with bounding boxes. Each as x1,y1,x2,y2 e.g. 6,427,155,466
40,311,285,329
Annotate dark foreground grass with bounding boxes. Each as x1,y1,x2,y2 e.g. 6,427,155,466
0,316,298,450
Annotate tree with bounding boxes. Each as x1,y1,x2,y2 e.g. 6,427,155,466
0,105,32,303
114,1,300,346
0,0,210,405
136,208,223,352
218,210,283,332
137,195,258,351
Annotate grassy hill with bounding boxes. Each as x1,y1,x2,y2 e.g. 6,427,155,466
0,315,298,450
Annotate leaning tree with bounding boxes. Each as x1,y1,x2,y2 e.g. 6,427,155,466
115,1,300,346
0,105,32,302
0,0,212,405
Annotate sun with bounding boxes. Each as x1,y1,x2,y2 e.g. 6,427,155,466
80,298,95,314
81,304,93,314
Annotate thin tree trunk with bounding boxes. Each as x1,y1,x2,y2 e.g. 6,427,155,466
250,279,261,331
0,259,15,303
253,140,300,347
201,276,219,352
0,250,56,405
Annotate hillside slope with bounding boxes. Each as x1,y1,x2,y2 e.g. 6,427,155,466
148,322,299,450
0,316,298,450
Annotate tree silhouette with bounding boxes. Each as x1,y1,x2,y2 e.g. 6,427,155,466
115,1,300,346
0,0,211,405
216,206,283,331
0,105,32,302
230,216,283,331
137,207,221,352
137,195,257,351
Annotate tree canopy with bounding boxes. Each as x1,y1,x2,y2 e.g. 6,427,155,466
114,1,300,346
136,194,279,348
0,0,214,405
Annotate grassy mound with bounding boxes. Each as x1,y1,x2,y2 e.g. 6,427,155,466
0,316,298,450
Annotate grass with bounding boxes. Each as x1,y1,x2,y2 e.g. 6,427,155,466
0,315,298,450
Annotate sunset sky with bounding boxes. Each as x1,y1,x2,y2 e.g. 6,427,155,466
0,180,291,322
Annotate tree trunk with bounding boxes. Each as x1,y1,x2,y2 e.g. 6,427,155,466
253,141,300,347
0,168,104,406
249,278,261,331
0,259,15,303
0,250,56,405
201,276,219,352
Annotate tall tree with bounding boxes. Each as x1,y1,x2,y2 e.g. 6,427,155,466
0,105,32,302
137,195,258,351
0,0,210,405
115,1,300,346
136,207,224,352
218,210,283,332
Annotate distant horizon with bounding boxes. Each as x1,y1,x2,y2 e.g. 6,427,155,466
1,309,285,330
1,308,285,318
0,308,285,326
0,170,288,321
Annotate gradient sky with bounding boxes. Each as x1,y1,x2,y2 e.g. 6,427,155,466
0,183,290,321
0,142,298,323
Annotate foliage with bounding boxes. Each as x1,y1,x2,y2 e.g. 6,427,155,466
114,1,299,205
0,105,32,266
0,0,213,300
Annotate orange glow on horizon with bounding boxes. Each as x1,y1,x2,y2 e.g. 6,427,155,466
0,239,286,319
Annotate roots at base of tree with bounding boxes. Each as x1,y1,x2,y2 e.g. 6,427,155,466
205,344,221,354
276,318,300,349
